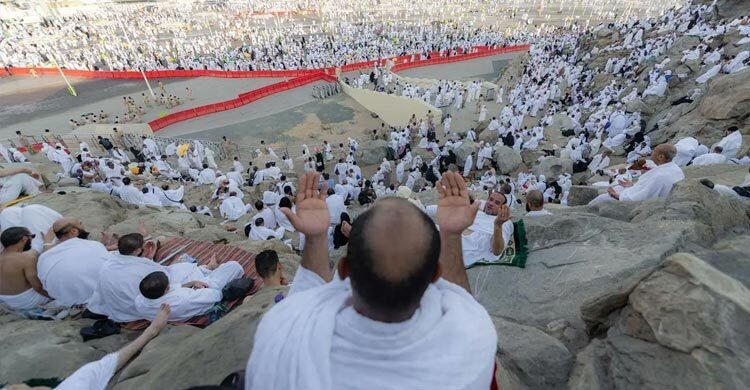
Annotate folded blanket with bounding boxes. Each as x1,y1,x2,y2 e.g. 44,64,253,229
469,219,528,269
121,237,261,330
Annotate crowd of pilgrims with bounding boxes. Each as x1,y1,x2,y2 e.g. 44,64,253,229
1,2,527,72
1,0,750,389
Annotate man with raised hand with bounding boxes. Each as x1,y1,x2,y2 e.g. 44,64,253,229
245,172,497,389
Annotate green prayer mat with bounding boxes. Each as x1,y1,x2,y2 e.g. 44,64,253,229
469,219,529,269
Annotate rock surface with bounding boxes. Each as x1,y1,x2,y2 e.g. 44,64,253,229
493,145,522,174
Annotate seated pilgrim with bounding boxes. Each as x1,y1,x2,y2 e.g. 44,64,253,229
525,190,553,217
0,227,51,312
255,249,286,288
87,233,238,322
245,172,497,389
589,144,684,204
247,218,285,241
37,218,111,306
690,146,728,166
135,262,242,322
0,167,43,205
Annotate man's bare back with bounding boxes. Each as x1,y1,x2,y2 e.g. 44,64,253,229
0,251,44,296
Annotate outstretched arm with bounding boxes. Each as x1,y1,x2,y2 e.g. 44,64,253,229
436,172,480,294
281,172,332,282
115,304,170,371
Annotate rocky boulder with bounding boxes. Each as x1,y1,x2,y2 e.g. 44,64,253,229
532,157,573,179
520,149,545,167
355,139,389,165
493,145,522,174
699,69,750,120
569,253,750,389
453,140,476,165
113,287,286,389
478,128,499,144
567,185,601,206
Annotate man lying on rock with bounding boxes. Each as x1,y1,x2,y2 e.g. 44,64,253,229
0,166,43,205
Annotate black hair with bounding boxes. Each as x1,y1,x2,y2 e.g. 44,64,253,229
346,201,441,314
0,227,29,247
139,271,169,299
255,250,279,279
118,233,144,256
122,177,132,186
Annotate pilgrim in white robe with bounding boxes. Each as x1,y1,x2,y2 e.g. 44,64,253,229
118,184,146,206
0,288,50,312
696,64,721,84
249,224,285,241
245,266,497,390
0,173,42,204
0,204,61,252
605,162,685,203
691,152,727,166
220,196,251,221
714,130,742,158
463,155,473,177
37,238,111,306
588,154,610,173
326,194,347,225
674,137,700,166
135,285,222,322
55,352,118,390
461,205,514,267
198,168,216,185
135,259,241,321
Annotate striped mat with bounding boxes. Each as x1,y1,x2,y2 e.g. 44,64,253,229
121,236,261,330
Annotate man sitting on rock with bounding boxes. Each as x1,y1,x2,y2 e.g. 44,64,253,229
0,227,51,312
525,190,553,217
255,249,286,288
245,172,497,389
87,233,231,322
590,144,684,204
37,218,111,306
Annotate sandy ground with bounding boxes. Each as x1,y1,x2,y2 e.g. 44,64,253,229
0,76,284,139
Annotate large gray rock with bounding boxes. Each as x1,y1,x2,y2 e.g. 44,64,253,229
699,69,750,120
113,287,286,389
520,149,545,167
453,140,476,165
28,191,133,238
493,316,573,390
478,128,499,144
532,157,573,179
569,253,750,390
0,312,138,383
493,145,522,174
355,139,389,165
567,185,602,206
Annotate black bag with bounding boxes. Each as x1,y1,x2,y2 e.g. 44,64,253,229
80,319,120,342
561,129,576,137
222,277,255,302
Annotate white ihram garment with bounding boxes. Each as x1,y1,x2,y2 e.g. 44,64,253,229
245,266,497,390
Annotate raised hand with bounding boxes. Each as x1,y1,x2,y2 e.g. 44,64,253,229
437,171,480,235
281,172,330,237
494,205,511,227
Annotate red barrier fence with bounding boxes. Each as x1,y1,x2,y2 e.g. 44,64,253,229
146,44,529,132
148,73,327,132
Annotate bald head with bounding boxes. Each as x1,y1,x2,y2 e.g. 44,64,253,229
652,144,677,165
527,190,544,211
344,198,440,319
53,217,88,241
